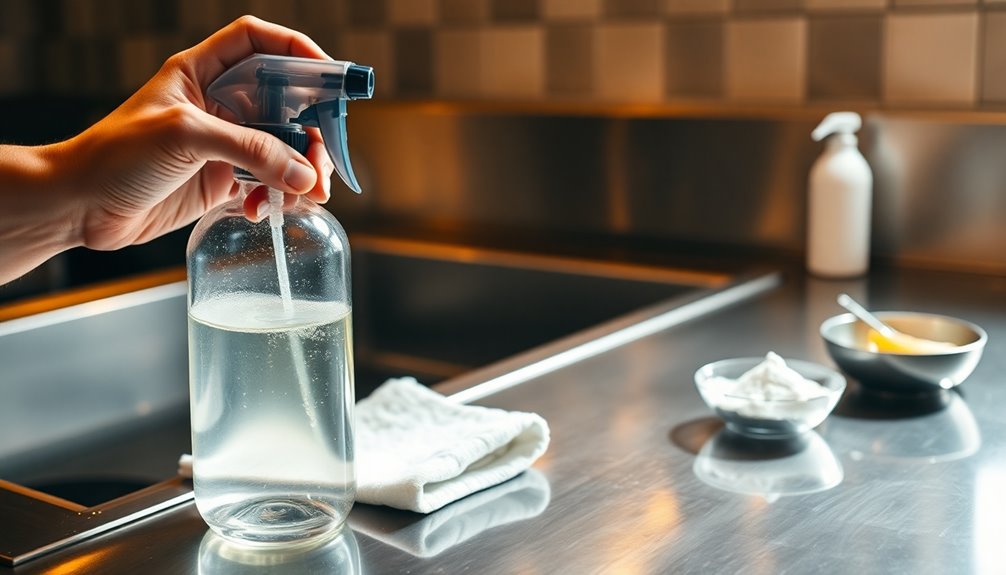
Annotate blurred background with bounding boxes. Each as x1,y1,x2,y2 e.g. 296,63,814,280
5,0,1006,108
2,0,1006,303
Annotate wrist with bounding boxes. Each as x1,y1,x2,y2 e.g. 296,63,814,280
22,142,84,252
35,141,87,251
0,142,85,283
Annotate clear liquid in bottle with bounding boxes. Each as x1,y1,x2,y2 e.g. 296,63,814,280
188,293,355,545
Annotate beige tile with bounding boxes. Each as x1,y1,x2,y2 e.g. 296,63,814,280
42,41,75,94
542,0,602,20
119,37,160,92
481,26,545,98
734,0,804,12
296,0,344,51
981,12,1006,102
0,41,22,94
340,31,395,96
666,20,724,97
884,13,977,105
893,0,976,6
806,0,885,9
547,24,594,95
725,18,806,102
808,15,882,101
388,0,438,25
439,0,489,24
604,0,662,18
595,23,664,102
435,29,482,97
244,0,297,26
296,0,342,29
90,40,124,95
665,0,729,15
0,0,36,37
490,0,540,21
346,0,387,27
394,29,433,96
63,0,98,36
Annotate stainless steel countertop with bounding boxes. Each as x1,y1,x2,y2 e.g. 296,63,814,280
5,267,1005,574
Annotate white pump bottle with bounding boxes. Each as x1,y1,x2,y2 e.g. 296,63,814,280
806,112,873,278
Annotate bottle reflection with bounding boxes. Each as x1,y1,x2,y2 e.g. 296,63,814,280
350,469,551,558
197,526,362,575
693,430,843,503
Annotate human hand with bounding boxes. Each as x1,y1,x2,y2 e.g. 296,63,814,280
60,16,336,252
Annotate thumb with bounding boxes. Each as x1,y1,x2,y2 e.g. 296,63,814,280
189,109,318,194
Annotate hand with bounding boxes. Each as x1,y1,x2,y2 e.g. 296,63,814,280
61,15,335,251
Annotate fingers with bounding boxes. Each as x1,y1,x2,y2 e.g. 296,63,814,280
189,108,318,195
243,185,270,221
188,15,332,89
243,184,299,222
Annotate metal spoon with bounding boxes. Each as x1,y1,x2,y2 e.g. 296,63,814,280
836,294,897,339
837,293,956,353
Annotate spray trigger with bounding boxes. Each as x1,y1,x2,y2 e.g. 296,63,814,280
294,100,361,194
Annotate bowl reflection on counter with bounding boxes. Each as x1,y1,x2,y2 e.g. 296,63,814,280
693,430,843,503
824,391,981,464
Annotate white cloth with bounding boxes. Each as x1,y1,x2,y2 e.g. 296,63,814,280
350,469,550,557
355,377,550,513
178,377,550,514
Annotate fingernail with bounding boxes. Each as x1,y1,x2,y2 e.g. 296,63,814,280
283,159,316,192
256,199,271,221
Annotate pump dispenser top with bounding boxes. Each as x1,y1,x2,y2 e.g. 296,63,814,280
811,112,862,147
207,54,375,193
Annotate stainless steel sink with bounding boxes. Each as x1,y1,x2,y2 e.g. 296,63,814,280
0,235,776,565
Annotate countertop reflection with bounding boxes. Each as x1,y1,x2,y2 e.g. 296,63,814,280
693,430,843,503
197,528,361,575
825,387,981,464
350,470,550,558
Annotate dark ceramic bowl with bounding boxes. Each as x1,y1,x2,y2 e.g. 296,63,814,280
821,312,987,396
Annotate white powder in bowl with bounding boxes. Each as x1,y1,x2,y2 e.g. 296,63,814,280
704,353,830,419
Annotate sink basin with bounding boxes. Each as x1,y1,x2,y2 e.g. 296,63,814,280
0,235,775,565
351,237,727,394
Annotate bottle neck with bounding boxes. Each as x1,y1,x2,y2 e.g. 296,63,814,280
826,133,858,150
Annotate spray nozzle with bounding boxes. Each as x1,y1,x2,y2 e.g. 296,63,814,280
208,54,375,194
812,112,862,142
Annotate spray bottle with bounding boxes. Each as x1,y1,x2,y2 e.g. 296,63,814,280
806,112,873,278
186,54,373,545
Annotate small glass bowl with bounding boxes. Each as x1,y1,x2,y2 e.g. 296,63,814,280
694,357,846,439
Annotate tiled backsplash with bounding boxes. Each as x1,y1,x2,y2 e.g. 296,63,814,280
4,0,1006,110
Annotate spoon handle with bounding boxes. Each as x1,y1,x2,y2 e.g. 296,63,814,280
837,294,896,337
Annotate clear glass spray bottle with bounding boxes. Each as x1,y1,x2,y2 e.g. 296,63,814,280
186,55,373,545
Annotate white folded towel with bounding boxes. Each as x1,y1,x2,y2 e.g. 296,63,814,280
356,377,550,513
350,469,550,557
178,377,550,514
